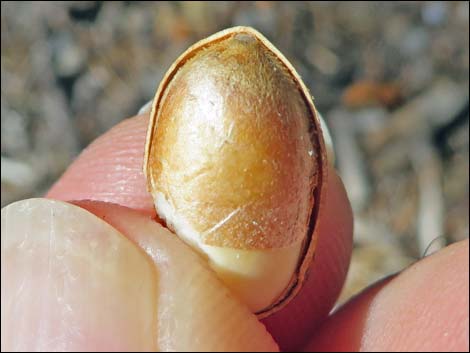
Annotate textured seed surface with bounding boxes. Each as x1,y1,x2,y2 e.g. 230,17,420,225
147,31,318,250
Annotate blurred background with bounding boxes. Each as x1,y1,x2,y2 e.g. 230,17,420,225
1,1,469,302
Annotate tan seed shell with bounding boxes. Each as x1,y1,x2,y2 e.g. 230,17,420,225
144,26,328,317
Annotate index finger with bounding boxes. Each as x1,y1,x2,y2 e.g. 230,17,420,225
48,114,155,216
47,113,353,351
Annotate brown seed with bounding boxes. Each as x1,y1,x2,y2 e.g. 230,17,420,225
144,26,328,318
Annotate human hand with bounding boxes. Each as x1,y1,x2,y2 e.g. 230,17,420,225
2,114,468,351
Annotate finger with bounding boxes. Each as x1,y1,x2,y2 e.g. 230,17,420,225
304,239,469,352
1,198,278,352
1,198,158,351
74,200,278,352
262,169,353,351
47,114,155,216
46,113,353,350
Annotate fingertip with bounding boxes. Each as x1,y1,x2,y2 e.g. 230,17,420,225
1,198,158,351
305,240,469,352
46,114,156,216
75,200,279,352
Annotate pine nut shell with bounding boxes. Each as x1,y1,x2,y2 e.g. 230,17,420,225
144,26,328,318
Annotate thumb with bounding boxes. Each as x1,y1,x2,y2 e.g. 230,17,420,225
1,198,278,351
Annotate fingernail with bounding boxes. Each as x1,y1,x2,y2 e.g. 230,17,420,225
1,198,157,351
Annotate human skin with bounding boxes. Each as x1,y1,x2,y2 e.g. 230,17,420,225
2,114,468,351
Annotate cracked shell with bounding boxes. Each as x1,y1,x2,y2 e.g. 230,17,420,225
144,26,328,318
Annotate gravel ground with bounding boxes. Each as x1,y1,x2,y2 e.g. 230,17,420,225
2,1,469,302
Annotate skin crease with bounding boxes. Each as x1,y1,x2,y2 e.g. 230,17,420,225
41,114,469,351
